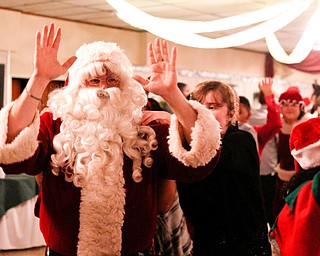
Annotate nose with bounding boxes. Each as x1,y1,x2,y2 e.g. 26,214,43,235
100,81,117,89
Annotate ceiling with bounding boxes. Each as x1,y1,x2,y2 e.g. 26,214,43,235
0,0,316,53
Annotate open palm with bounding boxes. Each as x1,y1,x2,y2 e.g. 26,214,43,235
143,39,177,98
33,23,76,81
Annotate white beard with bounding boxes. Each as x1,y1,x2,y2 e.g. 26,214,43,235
47,85,157,255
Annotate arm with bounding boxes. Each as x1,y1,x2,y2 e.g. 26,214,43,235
157,179,177,215
133,39,196,143
6,23,76,143
254,78,282,153
140,110,171,125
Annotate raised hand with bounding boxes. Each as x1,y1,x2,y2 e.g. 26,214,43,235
140,110,171,125
259,77,273,97
134,38,196,143
33,23,77,83
134,38,177,100
7,23,77,143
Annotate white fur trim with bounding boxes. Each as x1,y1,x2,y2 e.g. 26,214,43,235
77,161,126,256
291,139,320,170
168,100,221,167
0,101,40,164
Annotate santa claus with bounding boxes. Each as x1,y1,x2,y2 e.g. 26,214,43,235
0,23,221,255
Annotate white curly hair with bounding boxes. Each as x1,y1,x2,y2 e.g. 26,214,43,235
47,41,158,186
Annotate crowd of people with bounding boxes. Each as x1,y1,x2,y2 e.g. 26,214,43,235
0,22,319,256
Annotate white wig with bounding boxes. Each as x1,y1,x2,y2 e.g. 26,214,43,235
48,41,157,185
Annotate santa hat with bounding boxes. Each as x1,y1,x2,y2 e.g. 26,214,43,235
67,41,132,89
290,117,320,171
279,86,304,105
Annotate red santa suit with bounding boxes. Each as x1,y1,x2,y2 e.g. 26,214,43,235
269,117,320,256
0,41,221,256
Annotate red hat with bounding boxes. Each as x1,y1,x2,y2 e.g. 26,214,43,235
279,86,304,105
290,117,320,171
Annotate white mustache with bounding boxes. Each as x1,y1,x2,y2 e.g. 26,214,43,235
96,89,110,99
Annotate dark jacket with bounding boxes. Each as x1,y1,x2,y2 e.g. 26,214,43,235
178,125,271,256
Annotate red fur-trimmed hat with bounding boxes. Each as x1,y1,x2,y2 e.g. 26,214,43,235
290,117,320,171
279,86,304,105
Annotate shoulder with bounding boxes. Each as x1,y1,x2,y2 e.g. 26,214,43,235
238,122,257,135
224,125,256,146
39,110,61,135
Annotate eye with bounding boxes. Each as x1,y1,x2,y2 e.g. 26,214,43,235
88,79,101,86
212,103,224,109
107,77,120,84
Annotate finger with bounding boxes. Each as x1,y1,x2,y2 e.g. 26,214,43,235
132,74,148,86
162,40,169,62
35,31,41,53
170,47,177,69
47,23,55,47
269,77,273,84
62,56,77,72
155,38,162,62
148,43,156,65
140,114,153,125
41,24,49,48
52,27,62,50
140,113,148,124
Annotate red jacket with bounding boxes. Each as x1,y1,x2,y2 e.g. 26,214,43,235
254,94,282,155
269,171,320,256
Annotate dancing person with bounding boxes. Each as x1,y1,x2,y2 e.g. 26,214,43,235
273,86,313,220
0,23,221,256
249,90,279,227
178,80,271,256
239,77,282,226
141,105,193,256
269,117,320,256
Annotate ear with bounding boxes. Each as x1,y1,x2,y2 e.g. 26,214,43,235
228,109,236,121
247,111,251,120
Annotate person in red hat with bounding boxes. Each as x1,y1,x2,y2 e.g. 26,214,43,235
269,117,320,256
273,86,313,220
0,23,221,256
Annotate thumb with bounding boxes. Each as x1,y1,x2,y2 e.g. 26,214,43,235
62,56,77,71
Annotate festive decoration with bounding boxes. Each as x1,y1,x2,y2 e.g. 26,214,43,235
266,0,320,64
106,0,318,63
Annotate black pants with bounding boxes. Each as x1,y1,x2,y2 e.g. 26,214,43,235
260,174,276,226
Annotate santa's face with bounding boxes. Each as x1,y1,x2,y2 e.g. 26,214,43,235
48,71,156,186
84,70,121,89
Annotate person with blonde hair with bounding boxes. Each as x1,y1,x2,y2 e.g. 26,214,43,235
0,23,221,256
178,80,271,255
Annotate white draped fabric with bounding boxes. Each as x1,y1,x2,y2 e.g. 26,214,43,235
0,197,45,250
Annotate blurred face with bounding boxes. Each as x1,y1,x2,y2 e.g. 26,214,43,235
280,102,300,123
201,90,233,136
181,85,190,98
238,103,250,123
85,70,120,89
